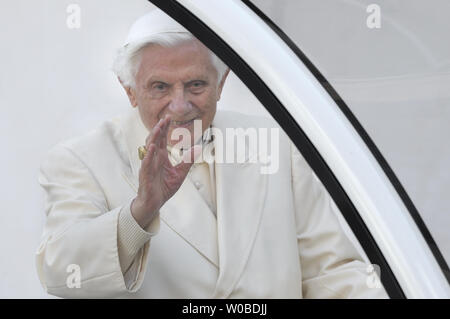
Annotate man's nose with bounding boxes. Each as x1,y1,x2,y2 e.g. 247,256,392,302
168,87,192,115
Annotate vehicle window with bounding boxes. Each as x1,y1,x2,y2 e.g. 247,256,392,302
251,0,450,268
219,70,390,298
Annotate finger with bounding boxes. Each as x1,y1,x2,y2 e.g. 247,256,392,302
158,116,170,149
146,128,159,150
146,118,164,144
140,143,157,177
159,129,167,149
146,118,166,148
153,115,172,149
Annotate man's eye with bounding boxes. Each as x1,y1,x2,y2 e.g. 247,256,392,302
154,83,167,91
190,81,206,92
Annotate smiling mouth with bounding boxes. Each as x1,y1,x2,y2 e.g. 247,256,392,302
170,117,198,127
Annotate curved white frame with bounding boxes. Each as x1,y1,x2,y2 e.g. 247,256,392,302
173,0,450,298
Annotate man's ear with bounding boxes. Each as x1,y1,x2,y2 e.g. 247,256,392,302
118,77,138,107
216,68,231,101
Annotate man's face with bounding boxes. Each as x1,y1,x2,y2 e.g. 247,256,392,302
124,39,227,147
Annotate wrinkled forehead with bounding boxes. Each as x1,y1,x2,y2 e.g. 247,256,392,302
136,40,218,84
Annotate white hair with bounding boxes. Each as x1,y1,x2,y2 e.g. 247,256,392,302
112,33,228,88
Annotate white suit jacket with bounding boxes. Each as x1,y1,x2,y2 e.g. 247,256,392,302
36,108,388,299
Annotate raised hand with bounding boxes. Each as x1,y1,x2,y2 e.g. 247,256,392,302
131,116,202,229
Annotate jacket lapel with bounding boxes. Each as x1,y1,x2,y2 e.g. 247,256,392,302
160,175,219,267
120,108,219,267
210,112,268,298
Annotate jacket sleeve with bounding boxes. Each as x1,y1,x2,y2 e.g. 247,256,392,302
36,144,159,298
290,143,388,299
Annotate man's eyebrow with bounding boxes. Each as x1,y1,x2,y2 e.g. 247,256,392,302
184,77,209,84
146,77,170,86
145,75,210,87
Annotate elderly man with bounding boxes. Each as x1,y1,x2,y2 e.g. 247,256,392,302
36,9,387,298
